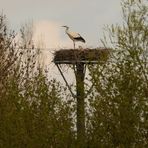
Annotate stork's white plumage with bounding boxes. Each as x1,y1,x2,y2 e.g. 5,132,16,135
62,26,85,49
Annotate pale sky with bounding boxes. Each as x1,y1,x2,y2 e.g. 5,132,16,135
0,0,123,81
0,0,122,49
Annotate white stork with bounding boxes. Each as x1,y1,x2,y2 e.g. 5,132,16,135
62,25,85,49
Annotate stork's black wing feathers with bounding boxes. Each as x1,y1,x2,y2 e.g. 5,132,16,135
74,36,85,43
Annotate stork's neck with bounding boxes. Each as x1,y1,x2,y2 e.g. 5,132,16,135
65,27,69,33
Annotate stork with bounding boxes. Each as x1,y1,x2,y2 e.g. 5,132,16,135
62,26,85,49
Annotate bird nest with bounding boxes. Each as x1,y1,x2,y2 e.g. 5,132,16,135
53,48,111,64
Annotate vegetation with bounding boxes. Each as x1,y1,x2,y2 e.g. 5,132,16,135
87,0,148,147
0,0,147,147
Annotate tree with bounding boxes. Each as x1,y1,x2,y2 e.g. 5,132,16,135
0,15,76,147
87,0,148,147
0,14,17,84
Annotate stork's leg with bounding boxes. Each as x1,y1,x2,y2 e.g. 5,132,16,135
73,41,75,49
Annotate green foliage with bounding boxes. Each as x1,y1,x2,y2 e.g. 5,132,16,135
0,73,75,147
0,0,147,147
0,15,76,148
0,14,17,84
87,0,148,147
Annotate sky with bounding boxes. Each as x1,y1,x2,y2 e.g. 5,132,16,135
0,0,123,81
0,0,123,49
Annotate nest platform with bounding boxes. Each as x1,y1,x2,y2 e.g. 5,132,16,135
53,48,110,64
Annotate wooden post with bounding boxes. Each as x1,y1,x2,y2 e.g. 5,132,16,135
76,63,85,147
53,48,110,147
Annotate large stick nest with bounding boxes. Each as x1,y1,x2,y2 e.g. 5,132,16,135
53,48,111,64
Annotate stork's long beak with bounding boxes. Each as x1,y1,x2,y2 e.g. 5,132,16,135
61,26,66,28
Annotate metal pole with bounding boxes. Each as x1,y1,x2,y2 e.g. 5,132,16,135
75,62,85,147
56,64,76,99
